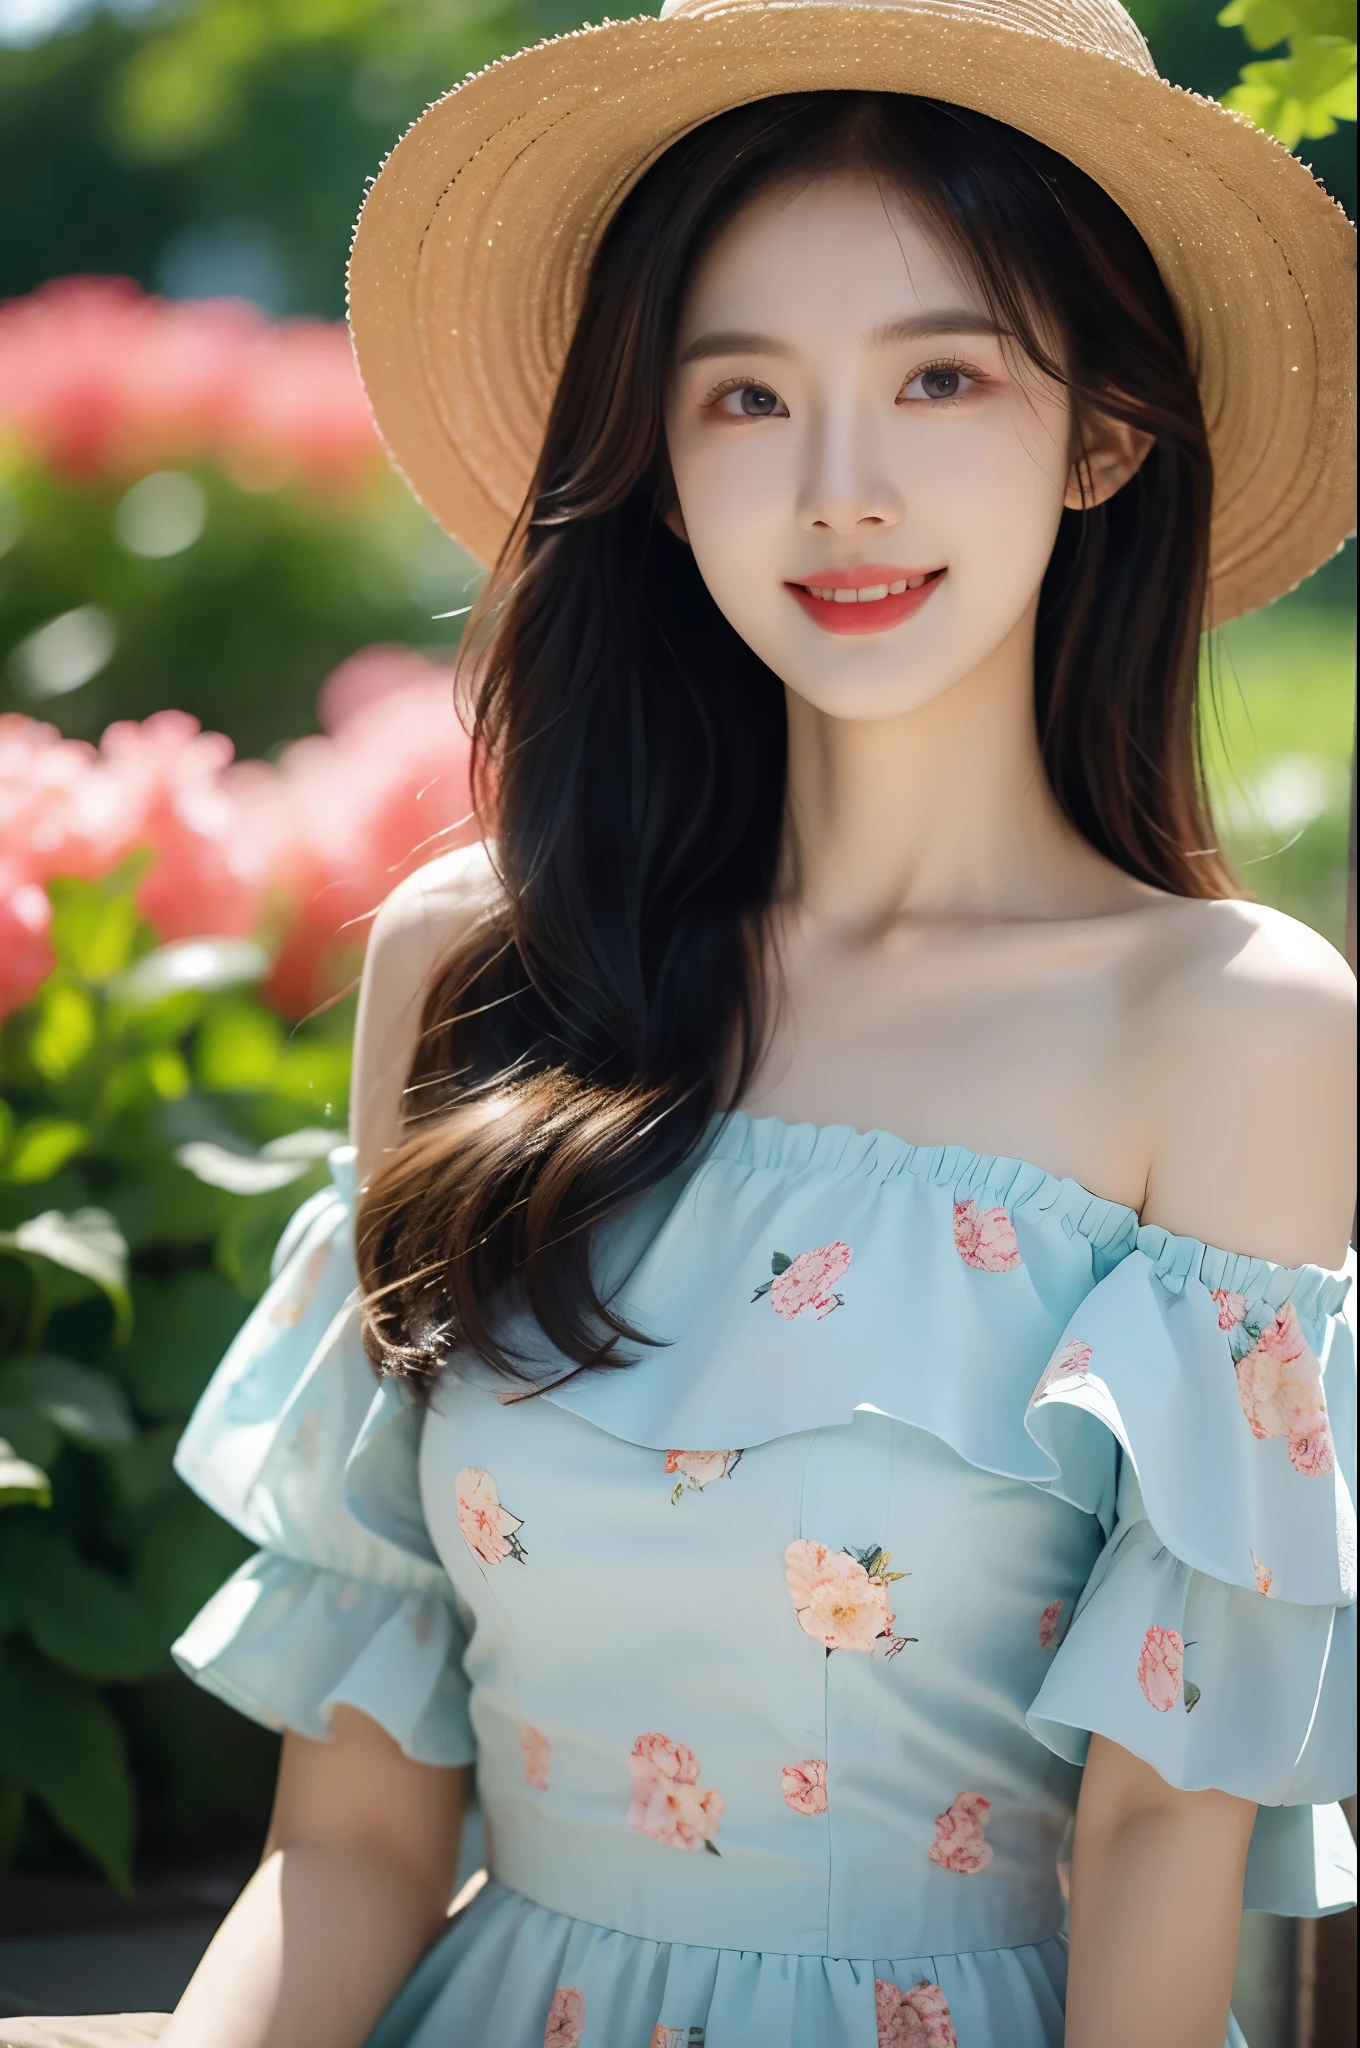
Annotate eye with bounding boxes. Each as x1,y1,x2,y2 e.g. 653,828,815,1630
709,380,789,419
899,361,981,404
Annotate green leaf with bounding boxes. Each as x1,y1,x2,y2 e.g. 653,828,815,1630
0,1440,51,1511
134,1502,252,1640
4,1118,90,1185
1220,0,1354,50
0,1637,135,1891
1224,38,1357,143
114,937,269,1006
0,1521,166,1682
771,1251,793,1274
120,1269,248,1421
0,1209,132,1342
0,1356,136,1450
195,1003,283,1091
105,1425,182,1515
0,1407,61,1471
47,875,140,983
28,984,97,1083
174,1140,315,1194
1184,1679,1202,1712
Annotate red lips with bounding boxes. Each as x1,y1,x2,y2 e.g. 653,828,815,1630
786,567,946,635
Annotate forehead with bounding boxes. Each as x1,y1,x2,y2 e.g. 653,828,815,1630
675,169,979,341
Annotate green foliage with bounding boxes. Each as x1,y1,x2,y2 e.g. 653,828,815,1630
1219,0,1357,145
0,456,475,758
0,867,350,1887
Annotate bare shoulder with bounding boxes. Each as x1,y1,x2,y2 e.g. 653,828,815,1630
352,842,504,1181
1135,897,1355,1267
366,839,504,972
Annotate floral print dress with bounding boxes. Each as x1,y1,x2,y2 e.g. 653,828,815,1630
174,1114,1357,2048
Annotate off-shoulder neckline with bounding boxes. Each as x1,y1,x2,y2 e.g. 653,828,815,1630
704,1109,1353,1316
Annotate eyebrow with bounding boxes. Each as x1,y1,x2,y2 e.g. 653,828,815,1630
677,309,1005,365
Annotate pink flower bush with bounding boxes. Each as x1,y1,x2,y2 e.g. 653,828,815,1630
952,1199,1022,1272
665,1448,741,1499
543,1987,585,2047
874,1978,958,2047
1212,1289,1249,1331
626,1732,724,1854
520,1725,551,1791
0,647,477,1024
781,1759,829,1815
1137,1625,1184,1712
0,860,54,1015
454,1467,527,1567
1232,1301,1334,1477
784,1538,909,1656
753,1241,852,1320
0,277,382,491
1032,1338,1093,1404
1037,1598,1065,1650
928,1791,994,1874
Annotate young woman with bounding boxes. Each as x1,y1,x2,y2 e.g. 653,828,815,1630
156,5,1358,2047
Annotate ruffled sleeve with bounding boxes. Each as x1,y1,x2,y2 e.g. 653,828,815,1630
170,1148,475,1768
1024,1230,1356,1916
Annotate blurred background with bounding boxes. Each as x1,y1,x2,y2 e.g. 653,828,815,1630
0,1,1354,2039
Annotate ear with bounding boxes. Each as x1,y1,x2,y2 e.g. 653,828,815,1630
1064,412,1155,511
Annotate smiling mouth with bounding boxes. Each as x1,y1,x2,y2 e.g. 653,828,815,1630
786,567,947,634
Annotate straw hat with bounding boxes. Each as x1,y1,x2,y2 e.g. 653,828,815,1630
348,0,1356,623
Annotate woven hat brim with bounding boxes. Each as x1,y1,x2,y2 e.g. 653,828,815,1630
348,6,1357,623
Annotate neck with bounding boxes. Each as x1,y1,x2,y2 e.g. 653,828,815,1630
781,607,1119,931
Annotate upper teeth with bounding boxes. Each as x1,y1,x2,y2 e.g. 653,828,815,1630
806,575,929,602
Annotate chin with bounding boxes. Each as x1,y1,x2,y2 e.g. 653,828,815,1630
782,661,963,723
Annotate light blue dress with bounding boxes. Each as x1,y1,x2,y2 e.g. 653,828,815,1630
173,1115,1357,2048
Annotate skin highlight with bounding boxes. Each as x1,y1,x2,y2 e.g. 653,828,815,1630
162,165,1353,2048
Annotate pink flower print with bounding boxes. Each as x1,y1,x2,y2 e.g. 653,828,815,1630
753,1241,852,1320
1212,1289,1249,1331
875,1979,959,2048
952,1199,1022,1272
1032,1338,1093,1404
1251,1550,1274,1598
928,1791,994,1875
665,1448,742,1503
784,1538,913,1657
1137,1625,1184,1712
544,1987,585,2047
1233,1302,1335,1477
626,1732,724,1855
781,1759,829,1815
454,1467,527,1566
520,1724,550,1791
1038,1598,1065,1650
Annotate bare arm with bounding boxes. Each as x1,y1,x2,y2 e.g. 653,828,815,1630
164,848,496,2046
163,1714,469,2048
1066,904,1356,2048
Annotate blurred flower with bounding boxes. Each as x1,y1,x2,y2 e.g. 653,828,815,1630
0,646,477,1023
0,277,383,494
0,859,54,1015
98,711,266,942
260,645,476,1015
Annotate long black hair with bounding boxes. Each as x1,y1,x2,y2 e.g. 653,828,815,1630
357,91,1223,1389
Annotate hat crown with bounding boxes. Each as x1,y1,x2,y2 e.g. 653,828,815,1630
658,0,1157,78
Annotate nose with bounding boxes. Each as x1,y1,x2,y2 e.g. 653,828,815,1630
796,400,903,536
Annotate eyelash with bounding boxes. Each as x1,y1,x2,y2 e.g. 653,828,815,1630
700,355,988,414
899,354,986,402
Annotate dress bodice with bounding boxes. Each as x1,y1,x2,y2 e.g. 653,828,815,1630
172,1115,1358,2047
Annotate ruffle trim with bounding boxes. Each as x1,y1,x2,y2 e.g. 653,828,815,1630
705,1113,1353,1319
172,1550,474,1768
